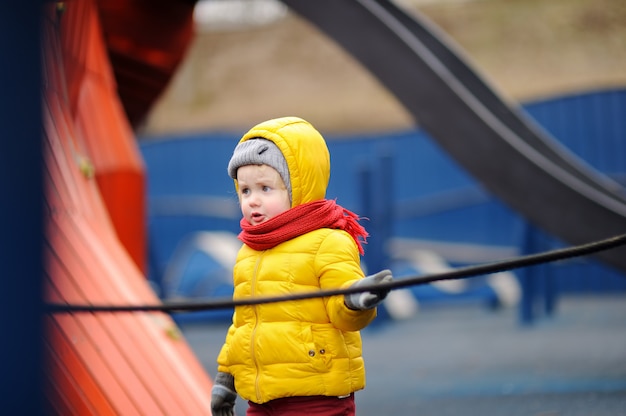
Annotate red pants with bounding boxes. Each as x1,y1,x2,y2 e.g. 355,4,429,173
246,393,355,416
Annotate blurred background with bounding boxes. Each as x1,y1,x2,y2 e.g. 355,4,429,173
139,0,626,135
136,0,626,322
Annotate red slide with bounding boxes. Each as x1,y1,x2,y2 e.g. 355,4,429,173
42,0,213,413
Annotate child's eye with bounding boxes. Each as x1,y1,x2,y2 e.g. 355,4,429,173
240,187,250,195
262,186,271,192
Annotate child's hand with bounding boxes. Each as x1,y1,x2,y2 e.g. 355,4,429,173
344,269,393,310
211,372,237,416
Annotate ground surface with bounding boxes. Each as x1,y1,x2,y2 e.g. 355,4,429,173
139,0,626,137
181,295,626,416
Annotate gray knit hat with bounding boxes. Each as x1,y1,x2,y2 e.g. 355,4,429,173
227,138,291,201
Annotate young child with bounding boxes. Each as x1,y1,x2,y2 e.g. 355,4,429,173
211,116,393,416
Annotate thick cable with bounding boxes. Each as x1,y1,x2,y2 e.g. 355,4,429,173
45,233,626,314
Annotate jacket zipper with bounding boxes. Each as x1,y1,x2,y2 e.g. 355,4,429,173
250,253,263,402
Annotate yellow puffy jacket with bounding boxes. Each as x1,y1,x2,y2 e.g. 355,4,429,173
217,117,376,404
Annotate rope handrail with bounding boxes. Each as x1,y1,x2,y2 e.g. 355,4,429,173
45,233,626,314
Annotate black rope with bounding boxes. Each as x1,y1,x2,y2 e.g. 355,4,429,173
45,233,626,314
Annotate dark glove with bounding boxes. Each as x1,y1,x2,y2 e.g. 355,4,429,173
345,269,393,310
211,372,237,416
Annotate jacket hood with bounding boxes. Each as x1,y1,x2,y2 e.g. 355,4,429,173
237,116,330,208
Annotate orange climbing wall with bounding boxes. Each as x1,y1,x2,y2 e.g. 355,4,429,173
42,1,213,413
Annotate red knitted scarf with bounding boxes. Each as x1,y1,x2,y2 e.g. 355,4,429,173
238,199,369,255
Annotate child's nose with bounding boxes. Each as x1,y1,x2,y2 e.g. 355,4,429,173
248,192,260,206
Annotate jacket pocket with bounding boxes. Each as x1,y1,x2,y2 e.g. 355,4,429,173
307,325,349,371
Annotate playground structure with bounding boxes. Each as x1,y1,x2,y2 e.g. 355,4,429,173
41,1,214,413
31,0,626,414
283,0,626,272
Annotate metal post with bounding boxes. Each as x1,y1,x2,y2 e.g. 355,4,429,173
519,224,536,325
0,2,44,414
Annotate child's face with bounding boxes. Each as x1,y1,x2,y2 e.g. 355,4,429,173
236,164,291,225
